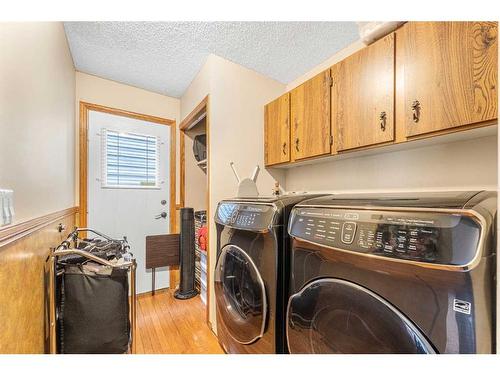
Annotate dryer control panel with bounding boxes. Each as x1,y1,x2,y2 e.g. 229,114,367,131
289,207,483,266
215,202,276,231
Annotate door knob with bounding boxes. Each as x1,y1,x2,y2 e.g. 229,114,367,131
155,212,167,219
282,142,287,155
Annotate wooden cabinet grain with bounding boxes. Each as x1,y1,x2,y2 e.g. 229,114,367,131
290,70,331,161
264,93,290,166
332,33,395,151
263,22,498,168
396,22,498,138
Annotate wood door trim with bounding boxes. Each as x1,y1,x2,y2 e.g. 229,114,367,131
205,94,211,326
80,102,176,126
179,130,186,208
0,206,78,248
78,101,177,234
179,94,210,208
177,95,211,326
179,95,209,130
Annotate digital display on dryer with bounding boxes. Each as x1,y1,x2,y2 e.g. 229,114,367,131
289,207,481,266
216,203,275,230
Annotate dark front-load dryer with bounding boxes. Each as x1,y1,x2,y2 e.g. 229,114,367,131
214,195,319,354
286,191,497,354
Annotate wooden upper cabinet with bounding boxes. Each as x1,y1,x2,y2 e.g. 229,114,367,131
332,33,395,152
290,70,331,161
264,93,290,166
396,22,498,138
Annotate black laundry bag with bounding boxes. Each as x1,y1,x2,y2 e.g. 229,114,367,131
57,266,130,354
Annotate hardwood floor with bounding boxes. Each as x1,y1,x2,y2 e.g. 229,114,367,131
135,289,224,354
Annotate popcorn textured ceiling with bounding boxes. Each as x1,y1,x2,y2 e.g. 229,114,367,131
64,22,359,98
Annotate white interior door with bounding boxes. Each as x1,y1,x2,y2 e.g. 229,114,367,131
88,110,171,294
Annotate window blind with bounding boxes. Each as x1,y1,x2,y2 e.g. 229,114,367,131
102,129,159,188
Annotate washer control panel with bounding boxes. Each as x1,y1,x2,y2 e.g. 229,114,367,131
289,207,482,266
215,202,276,231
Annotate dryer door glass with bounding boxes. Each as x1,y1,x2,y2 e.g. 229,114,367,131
215,244,267,344
287,278,435,353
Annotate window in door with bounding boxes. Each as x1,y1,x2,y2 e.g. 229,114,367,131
102,129,160,189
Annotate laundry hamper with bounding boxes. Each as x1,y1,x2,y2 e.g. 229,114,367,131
57,265,130,354
49,228,137,354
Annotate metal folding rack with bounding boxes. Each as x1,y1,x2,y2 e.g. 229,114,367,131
48,228,137,354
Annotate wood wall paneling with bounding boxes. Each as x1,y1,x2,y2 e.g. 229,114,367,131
0,207,77,354
396,22,498,138
332,33,395,151
264,93,290,166
290,70,331,161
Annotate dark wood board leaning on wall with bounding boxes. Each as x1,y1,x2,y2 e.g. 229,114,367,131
145,234,180,269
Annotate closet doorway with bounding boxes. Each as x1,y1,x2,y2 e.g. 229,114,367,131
79,102,176,294
177,95,210,324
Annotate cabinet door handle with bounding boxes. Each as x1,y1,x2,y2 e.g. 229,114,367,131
295,138,300,152
411,100,421,123
379,111,387,131
282,142,287,155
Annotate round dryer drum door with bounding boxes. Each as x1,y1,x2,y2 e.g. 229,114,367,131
287,279,435,354
215,244,267,345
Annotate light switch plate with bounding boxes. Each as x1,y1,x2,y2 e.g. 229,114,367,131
0,190,5,226
0,189,14,226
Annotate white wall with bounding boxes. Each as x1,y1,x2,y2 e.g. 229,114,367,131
181,58,213,119
285,136,498,193
181,54,287,331
0,22,76,222
286,40,365,91
208,55,286,204
75,72,181,205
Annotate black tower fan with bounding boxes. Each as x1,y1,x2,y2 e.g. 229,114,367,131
174,207,198,300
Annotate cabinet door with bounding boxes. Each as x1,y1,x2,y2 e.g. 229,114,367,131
397,22,498,138
264,93,290,166
332,33,395,151
290,70,331,161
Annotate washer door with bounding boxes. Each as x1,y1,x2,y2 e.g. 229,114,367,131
287,278,435,354
215,244,267,345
